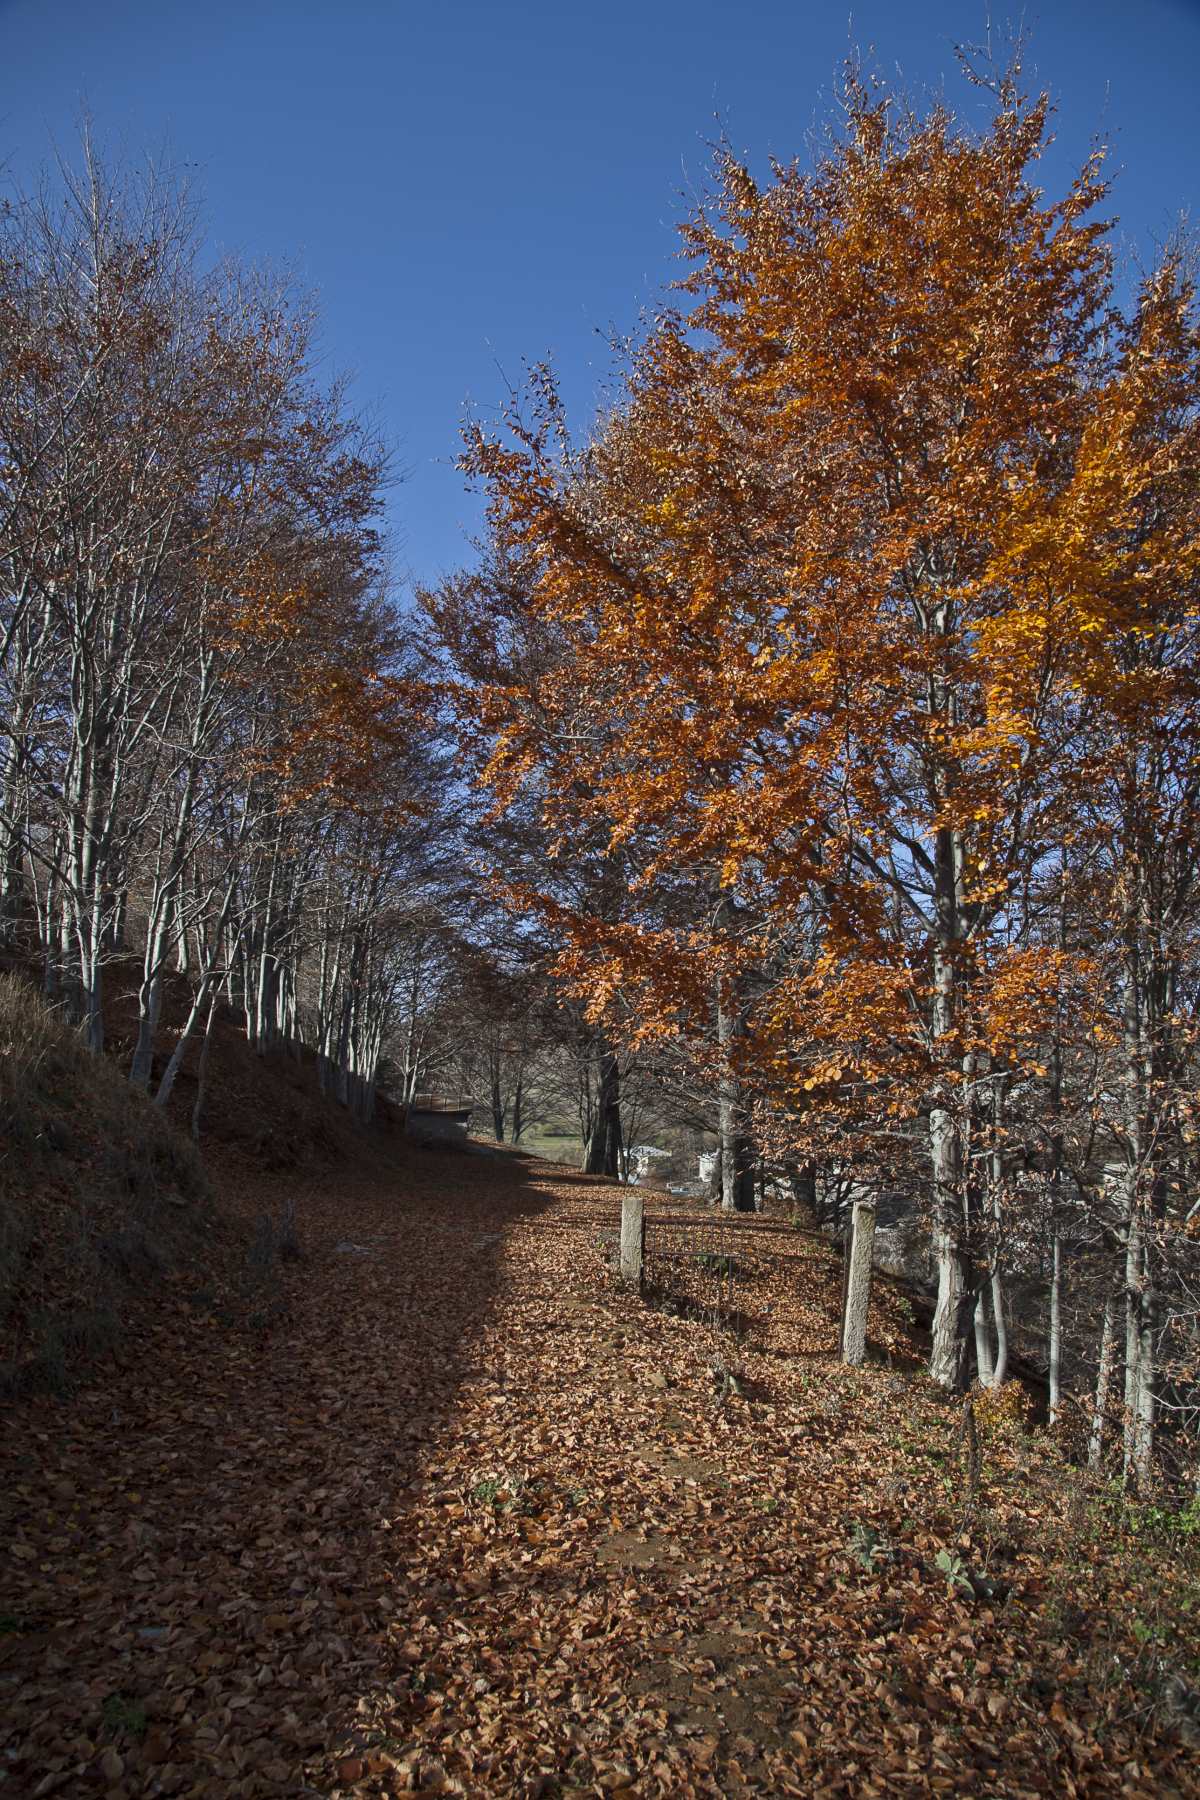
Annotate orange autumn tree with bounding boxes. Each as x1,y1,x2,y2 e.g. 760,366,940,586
458,61,1147,1388
992,259,1200,1483
421,537,664,1178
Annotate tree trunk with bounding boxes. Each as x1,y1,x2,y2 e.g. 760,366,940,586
1123,1216,1155,1491
929,836,972,1391
583,1046,622,1177
490,1048,506,1141
0,685,34,950
1048,1226,1062,1426
155,876,238,1108
986,1065,1010,1388
991,1269,1009,1386
930,1092,971,1389
1089,1290,1117,1470
1118,848,1156,1492
190,991,218,1142
131,863,178,1088
974,1289,995,1387
1131,1251,1156,1493
717,978,754,1211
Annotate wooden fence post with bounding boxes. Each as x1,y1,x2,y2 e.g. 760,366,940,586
841,1198,876,1366
620,1187,645,1288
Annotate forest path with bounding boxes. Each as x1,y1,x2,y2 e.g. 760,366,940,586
1,1143,1188,1798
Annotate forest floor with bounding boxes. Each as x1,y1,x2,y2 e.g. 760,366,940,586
3,1128,1200,1799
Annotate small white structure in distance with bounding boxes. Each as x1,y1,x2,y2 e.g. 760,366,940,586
629,1144,671,1185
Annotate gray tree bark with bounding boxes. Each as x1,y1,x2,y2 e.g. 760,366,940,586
1049,1227,1063,1426
583,1046,623,1177
929,827,972,1390
1089,1290,1117,1471
974,1289,995,1387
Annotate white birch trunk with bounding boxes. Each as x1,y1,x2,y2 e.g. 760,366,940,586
1089,1290,1117,1471
974,1289,995,1387
991,1268,1009,1386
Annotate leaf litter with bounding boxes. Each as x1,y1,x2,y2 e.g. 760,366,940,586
2,1138,1197,1797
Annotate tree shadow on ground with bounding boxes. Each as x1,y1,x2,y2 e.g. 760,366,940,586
0,1136,555,1797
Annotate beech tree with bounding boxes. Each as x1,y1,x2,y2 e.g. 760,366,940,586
421,539,645,1177
0,145,452,1125
453,56,1200,1459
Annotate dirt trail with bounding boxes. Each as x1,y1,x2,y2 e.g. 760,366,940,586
2,1143,1193,1798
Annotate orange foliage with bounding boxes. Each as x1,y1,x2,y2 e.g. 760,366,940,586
456,64,1156,1142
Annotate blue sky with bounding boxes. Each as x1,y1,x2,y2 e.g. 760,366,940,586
2,1,1198,593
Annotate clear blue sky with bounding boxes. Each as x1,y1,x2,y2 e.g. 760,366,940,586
2,1,1198,593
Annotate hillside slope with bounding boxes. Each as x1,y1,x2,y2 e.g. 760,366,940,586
0,974,213,1396
0,968,392,1400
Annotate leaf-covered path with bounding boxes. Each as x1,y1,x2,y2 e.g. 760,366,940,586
3,1143,1195,1798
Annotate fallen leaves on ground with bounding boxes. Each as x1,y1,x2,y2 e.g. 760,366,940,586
2,1139,1197,1797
